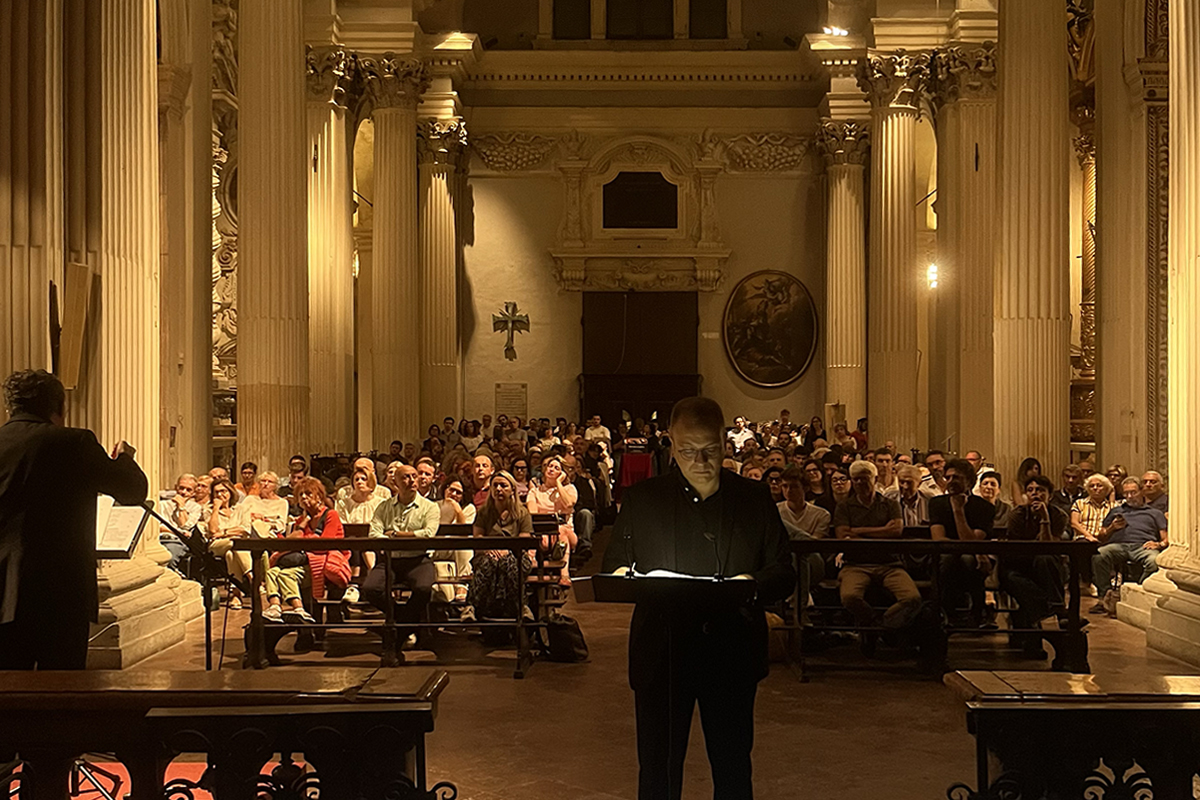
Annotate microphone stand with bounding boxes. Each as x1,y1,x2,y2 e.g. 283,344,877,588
142,501,221,670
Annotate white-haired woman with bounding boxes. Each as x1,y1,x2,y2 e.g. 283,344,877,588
1070,473,1114,542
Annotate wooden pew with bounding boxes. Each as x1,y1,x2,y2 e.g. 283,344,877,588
787,537,1099,680
0,669,450,800
234,527,559,678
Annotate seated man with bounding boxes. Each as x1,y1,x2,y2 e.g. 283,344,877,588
158,473,203,572
1091,476,1168,610
234,461,259,499
366,463,440,659
1050,464,1086,516
886,465,928,527
999,474,1070,659
563,454,596,564
834,460,920,631
779,464,831,599
929,459,995,626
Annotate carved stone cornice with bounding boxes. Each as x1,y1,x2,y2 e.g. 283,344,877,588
359,53,429,112
814,119,869,167
212,0,238,98
929,42,997,113
305,46,357,108
471,132,558,171
418,119,468,167
720,133,811,171
856,49,928,113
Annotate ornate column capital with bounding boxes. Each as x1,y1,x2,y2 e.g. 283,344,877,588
815,119,870,166
418,118,468,167
359,52,429,111
928,42,997,113
1073,132,1096,168
856,49,928,113
305,45,357,108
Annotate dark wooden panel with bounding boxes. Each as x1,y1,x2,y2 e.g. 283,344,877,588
583,292,697,375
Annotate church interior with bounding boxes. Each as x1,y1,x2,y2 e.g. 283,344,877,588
4,0,1200,797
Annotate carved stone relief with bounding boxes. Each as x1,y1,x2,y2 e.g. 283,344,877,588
1146,103,1169,468
471,132,557,171
211,0,238,390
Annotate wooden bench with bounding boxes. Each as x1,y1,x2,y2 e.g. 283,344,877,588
944,670,1200,798
787,537,1098,680
234,519,565,678
0,668,450,800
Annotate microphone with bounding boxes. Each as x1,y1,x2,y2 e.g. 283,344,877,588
703,530,724,579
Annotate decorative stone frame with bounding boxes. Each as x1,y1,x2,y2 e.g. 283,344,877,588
551,135,729,292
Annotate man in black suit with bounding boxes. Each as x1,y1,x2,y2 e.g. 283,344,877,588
0,370,148,669
604,397,794,800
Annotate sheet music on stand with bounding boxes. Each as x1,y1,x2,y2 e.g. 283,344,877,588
575,571,756,605
95,495,149,559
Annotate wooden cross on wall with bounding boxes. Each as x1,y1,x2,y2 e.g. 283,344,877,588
492,301,530,361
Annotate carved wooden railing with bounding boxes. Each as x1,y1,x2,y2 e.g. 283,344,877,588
0,669,455,800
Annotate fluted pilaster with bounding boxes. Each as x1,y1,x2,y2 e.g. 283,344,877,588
362,53,428,447
994,2,1071,480
0,0,63,381
931,43,998,457
238,0,309,471
816,119,869,424
306,46,356,454
418,118,467,426
858,51,924,450
1163,0,1200,569
95,0,161,476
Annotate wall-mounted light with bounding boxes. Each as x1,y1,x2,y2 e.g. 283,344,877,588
927,263,939,290
822,26,850,36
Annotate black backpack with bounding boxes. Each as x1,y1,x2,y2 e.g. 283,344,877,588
543,613,589,662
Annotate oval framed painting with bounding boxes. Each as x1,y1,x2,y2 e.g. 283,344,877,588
722,271,819,388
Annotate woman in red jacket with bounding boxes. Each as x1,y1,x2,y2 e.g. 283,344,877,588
264,477,350,624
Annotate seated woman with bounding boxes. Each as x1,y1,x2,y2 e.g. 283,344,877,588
206,477,251,608
525,454,578,586
509,458,531,502
463,471,533,622
433,478,476,602
335,466,388,601
264,477,350,624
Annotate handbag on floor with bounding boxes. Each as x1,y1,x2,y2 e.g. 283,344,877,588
543,612,589,662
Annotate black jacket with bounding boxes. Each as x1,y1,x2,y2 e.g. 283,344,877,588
605,468,794,690
0,414,148,625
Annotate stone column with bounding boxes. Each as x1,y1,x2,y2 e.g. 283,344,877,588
306,46,356,454
993,1,1071,480
931,43,998,458
418,118,467,426
857,51,923,451
1075,135,1097,379
815,119,869,425
354,230,374,451
361,54,428,448
237,0,309,472
93,0,162,477
0,0,64,380
1147,0,1200,665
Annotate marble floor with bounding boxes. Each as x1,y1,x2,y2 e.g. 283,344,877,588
136,564,1198,800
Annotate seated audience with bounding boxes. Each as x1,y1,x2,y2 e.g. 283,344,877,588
158,473,202,571
1105,465,1128,502
874,448,899,495
421,425,443,455
206,477,252,608
510,457,531,501
1070,474,1114,542
264,478,349,624
240,472,290,538
1050,464,1086,515
930,459,995,626
460,420,485,452
472,454,495,508
743,465,764,482
829,468,852,507
727,416,756,453
464,471,535,623
279,455,308,493
234,461,259,499
919,450,947,498
1091,476,1169,609
834,461,920,632
778,465,831,598
366,463,440,659
1142,471,1169,514
831,421,857,452
803,458,835,514
1010,457,1043,507
998,474,1069,659
564,454,597,564
432,478,476,603
194,474,213,518
763,466,785,503
526,454,578,586
887,465,929,527
415,457,437,499
977,472,1011,526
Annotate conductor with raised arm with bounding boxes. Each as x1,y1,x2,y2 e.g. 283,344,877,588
0,370,148,669
604,397,795,800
